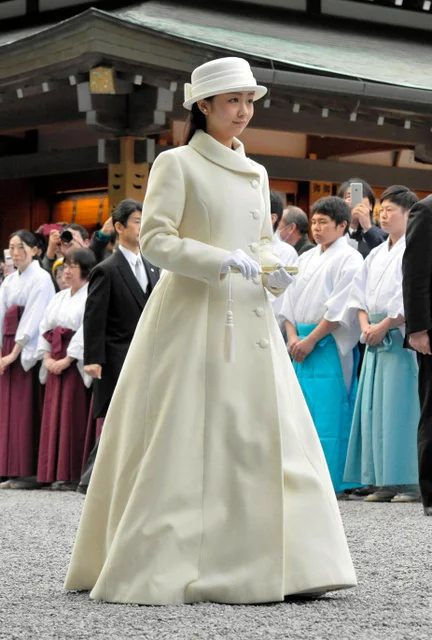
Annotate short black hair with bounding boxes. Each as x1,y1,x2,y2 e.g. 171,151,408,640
64,248,96,280
311,196,351,234
33,232,48,258
283,207,309,235
65,223,89,242
380,185,418,211
270,191,284,232
337,178,376,213
112,199,142,232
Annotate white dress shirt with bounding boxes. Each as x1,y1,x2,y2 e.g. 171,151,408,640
118,245,148,293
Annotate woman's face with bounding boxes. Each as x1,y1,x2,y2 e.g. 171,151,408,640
55,266,68,291
199,92,255,143
62,261,86,291
8,235,36,272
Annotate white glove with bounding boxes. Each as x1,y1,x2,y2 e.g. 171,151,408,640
221,249,260,280
267,267,293,290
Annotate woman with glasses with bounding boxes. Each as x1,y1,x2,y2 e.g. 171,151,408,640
36,248,96,491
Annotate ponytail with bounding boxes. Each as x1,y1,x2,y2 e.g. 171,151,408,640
183,98,214,145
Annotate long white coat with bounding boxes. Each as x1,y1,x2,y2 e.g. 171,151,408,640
65,131,356,605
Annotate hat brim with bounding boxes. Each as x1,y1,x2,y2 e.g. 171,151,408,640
183,84,267,110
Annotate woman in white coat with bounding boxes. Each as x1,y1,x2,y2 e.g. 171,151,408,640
65,57,357,605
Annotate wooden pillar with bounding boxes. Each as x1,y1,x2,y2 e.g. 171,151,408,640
107,137,150,212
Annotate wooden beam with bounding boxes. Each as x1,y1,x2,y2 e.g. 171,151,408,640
0,88,80,132
250,108,432,146
0,147,99,179
306,136,407,159
250,154,432,190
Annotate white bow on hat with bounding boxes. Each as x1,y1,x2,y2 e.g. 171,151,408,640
183,57,267,110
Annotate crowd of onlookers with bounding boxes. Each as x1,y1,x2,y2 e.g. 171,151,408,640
0,178,430,514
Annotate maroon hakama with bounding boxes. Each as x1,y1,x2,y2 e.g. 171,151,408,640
0,305,41,477
37,327,90,483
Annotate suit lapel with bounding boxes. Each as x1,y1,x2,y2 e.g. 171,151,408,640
115,250,146,309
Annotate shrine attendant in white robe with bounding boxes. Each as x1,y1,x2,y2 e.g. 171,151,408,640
281,196,363,493
36,248,96,489
344,186,420,502
269,191,298,329
65,58,357,605
0,231,55,489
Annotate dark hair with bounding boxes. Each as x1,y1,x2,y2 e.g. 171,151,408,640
65,223,89,242
283,206,309,235
184,99,214,145
311,196,351,234
9,229,39,259
33,232,48,259
380,185,418,211
64,248,96,280
112,199,142,232
337,178,375,213
270,191,284,233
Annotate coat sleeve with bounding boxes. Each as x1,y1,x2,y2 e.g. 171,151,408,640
403,199,432,334
83,266,110,366
363,224,387,250
258,165,287,297
140,151,229,284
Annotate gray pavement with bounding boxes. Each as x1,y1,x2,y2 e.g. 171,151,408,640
0,491,431,640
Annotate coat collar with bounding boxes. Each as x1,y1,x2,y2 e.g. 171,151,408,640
188,130,261,177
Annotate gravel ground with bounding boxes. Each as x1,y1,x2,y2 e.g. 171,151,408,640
0,491,431,640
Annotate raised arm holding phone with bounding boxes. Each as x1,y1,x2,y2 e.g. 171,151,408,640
338,178,387,258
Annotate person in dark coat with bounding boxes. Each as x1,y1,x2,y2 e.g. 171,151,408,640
402,194,432,516
78,199,159,493
337,178,387,258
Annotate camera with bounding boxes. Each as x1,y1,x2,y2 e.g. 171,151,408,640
60,229,73,244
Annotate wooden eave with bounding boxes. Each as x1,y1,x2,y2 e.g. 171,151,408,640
0,8,209,92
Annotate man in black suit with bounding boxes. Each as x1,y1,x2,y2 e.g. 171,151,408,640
402,195,432,516
78,199,159,493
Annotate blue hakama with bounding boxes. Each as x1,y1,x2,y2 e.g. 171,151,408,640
293,323,359,492
344,312,419,486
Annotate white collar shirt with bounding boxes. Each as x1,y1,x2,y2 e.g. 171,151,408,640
118,245,148,293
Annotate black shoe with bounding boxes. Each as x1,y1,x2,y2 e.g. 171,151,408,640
424,506,432,517
349,486,376,500
76,483,88,495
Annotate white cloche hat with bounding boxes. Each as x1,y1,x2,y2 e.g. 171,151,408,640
183,57,267,110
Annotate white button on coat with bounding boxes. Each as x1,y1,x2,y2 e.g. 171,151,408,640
254,307,265,317
251,210,260,220
258,338,269,349
249,243,259,253
251,179,259,189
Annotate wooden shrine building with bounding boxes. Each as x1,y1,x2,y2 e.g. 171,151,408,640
1,0,432,245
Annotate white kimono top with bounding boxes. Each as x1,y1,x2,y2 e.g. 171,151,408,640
280,235,363,357
348,235,406,338
269,234,298,328
0,260,55,371
37,284,91,387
